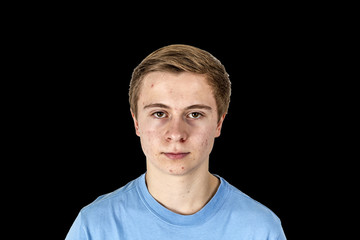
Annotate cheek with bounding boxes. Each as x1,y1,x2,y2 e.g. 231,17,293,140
194,130,215,152
201,138,209,148
140,128,162,153
143,119,169,139
191,120,218,144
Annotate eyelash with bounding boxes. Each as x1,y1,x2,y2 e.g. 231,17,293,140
152,112,167,119
151,111,204,119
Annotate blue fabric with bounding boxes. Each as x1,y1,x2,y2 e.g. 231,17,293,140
66,174,286,239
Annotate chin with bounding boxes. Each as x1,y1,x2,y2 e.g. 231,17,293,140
167,168,187,176
165,162,201,176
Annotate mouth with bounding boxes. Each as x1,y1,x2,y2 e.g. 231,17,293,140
163,152,190,160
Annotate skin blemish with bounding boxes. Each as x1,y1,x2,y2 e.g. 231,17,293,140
151,84,154,88
181,167,184,170
202,139,208,147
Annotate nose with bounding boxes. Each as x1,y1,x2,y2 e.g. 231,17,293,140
165,117,188,143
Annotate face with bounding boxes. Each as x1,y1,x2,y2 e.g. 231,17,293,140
132,71,225,176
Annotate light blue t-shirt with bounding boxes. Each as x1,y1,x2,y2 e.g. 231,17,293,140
66,174,286,239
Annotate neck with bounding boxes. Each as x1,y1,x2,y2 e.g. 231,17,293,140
145,167,220,215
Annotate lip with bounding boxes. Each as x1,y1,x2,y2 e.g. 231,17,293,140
163,152,190,160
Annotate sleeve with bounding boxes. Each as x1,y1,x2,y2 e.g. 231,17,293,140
276,231,287,240
275,223,287,240
65,211,88,240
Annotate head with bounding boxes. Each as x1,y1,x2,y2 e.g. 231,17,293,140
129,44,231,176
129,44,231,122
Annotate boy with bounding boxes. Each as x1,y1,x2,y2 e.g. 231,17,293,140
66,44,286,239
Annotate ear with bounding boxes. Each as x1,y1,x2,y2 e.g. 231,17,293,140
215,113,226,138
131,109,140,137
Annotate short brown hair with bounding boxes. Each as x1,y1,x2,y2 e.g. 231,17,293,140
129,44,231,121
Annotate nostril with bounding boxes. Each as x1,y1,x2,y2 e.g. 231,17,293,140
164,120,188,142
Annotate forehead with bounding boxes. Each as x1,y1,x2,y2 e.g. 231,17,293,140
138,71,216,109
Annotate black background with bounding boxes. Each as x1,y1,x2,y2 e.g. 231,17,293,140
14,6,334,239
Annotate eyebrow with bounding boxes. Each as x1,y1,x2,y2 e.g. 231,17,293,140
143,103,212,111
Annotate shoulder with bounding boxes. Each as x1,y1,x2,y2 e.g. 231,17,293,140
66,177,141,239
221,178,284,232
79,177,139,220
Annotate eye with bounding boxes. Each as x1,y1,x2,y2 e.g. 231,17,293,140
152,112,167,119
188,112,203,119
